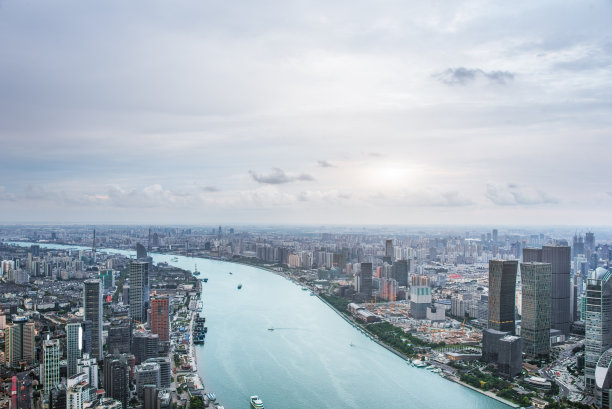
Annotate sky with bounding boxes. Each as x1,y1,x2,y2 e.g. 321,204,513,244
1,0,611,225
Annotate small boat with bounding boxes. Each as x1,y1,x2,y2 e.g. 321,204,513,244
229,272,233,275
193,264,200,276
237,284,242,289
250,396,264,409
268,327,275,331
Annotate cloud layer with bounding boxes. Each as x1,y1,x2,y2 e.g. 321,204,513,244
0,0,611,224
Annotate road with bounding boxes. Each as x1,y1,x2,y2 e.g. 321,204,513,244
15,373,32,409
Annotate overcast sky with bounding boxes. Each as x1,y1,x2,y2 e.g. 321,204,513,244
1,0,611,225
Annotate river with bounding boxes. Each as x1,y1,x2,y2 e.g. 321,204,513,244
6,241,510,409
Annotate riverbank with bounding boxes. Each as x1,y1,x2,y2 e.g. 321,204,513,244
7,241,512,408
450,377,520,408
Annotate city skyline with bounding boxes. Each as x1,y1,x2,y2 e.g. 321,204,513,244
1,1,611,225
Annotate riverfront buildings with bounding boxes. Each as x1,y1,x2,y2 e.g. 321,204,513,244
83,279,103,360
521,262,552,358
129,261,150,324
488,260,518,334
150,297,170,342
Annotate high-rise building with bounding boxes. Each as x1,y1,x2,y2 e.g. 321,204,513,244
83,279,103,360
134,362,161,399
104,355,132,409
42,339,61,394
81,320,92,357
66,322,83,377
585,267,612,390
150,297,170,342
521,262,552,358
488,260,518,334
391,259,409,287
66,373,94,409
359,263,372,299
481,329,523,377
144,357,171,388
132,331,159,364
129,261,150,324
136,243,148,260
77,353,98,389
108,318,132,355
410,275,431,319
586,232,596,252
492,229,498,243
4,317,35,367
383,239,394,264
523,246,571,335
544,246,571,336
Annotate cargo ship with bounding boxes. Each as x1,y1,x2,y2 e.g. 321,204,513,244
193,315,207,344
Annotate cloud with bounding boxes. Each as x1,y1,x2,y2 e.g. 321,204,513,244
200,186,220,192
0,186,16,201
249,168,315,184
369,189,474,207
297,190,350,202
317,160,335,168
485,183,559,206
435,67,515,85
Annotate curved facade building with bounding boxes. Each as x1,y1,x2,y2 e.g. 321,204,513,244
585,267,612,391
595,348,612,408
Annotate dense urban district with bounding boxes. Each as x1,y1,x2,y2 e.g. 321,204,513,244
0,225,611,409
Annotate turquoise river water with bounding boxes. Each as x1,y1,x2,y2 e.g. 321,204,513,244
7,242,509,409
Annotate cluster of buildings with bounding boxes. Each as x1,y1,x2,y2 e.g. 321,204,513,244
3,225,612,408
0,240,212,409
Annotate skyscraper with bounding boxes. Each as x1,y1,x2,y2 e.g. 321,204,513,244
410,275,432,319
83,279,103,360
132,331,159,364
523,246,571,336
359,262,372,299
521,262,552,358
150,297,169,342
384,239,393,263
42,339,61,394
80,320,92,357
108,318,132,355
488,260,518,334
391,259,409,287
66,322,83,377
104,355,131,409
543,245,571,336
4,317,35,367
585,267,612,390
129,261,150,324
